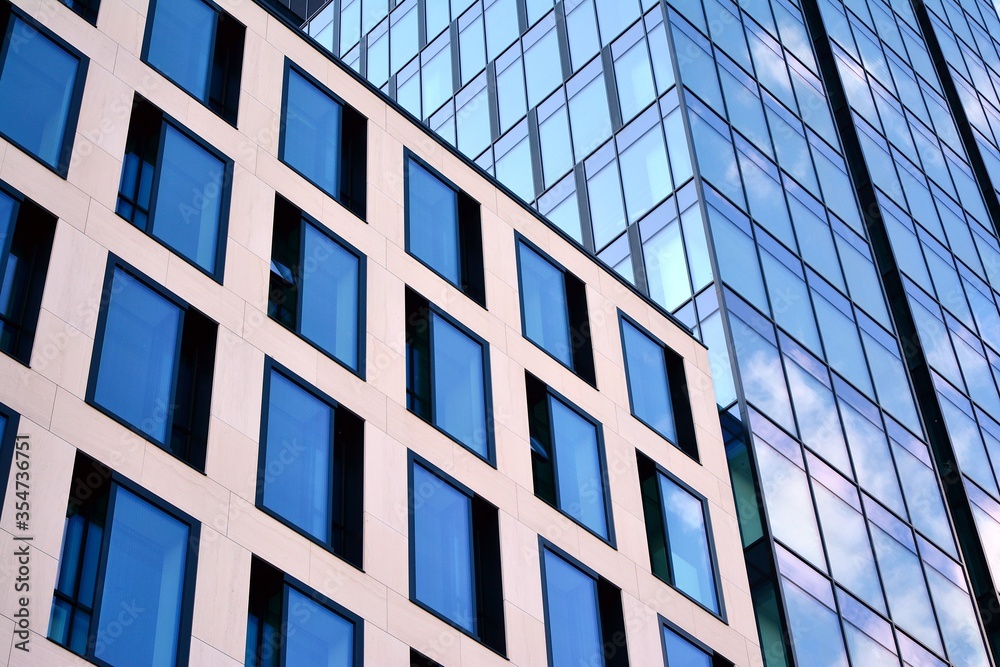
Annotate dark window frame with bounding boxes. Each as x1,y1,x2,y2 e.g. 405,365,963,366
526,372,617,546
279,59,367,220
405,287,496,465
255,358,365,568
407,451,507,656
48,453,201,667
0,3,89,177
0,400,20,520
85,255,217,471
637,451,726,620
116,95,233,283
659,615,734,667
60,0,101,24
268,194,368,378
403,149,487,306
140,0,245,124
514,233,597,386
618,311,698,460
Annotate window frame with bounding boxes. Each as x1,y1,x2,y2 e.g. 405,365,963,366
618,311,698,460
61,0,101,24
48,455,201,667
637,451,726,619
403,149,486,306
85,255,217,471
406,451,507,656
659,616,733,667
0,400,19,520
279,59,367,220
0,3,88,177
526,372,616,546
514,233,596,385
255,358,365,568
268,194,367,378
405,287,496,465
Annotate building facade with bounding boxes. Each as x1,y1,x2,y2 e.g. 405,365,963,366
0,0,765,666
264,0,1000,665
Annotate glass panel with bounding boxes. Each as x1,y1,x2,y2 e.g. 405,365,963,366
95,488,189,667
569,75,612,159
93,269,181,444
924,565,990,667
542,550,604,666
663,626,712,667
263,371,333,543
300,224,360,370
432,314,489,458
642,214,691,312
519,244,572,365
407,160,460,284
412,465,476,633
756,442,825,568
551,397,608,537
615,40,655,121
588,160,626,249
621,320,676,441
525,28,561,108
781,580,849,667
146,0,215,100
285,587,355,666
813,484,884,611
284,70,343,199
620,125,671,223
0,17,80,168
659,474,719,611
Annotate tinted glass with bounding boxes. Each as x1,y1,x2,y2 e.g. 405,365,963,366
412,464,477,633
432,314,488,457
662,626,711,667
0,17,80,169
285,588,355,667
263,371,333,543
95,488,189,667
146,0,215,99
621,320,676,441
300,224,360,369
543,549,603,667
782,580,849,667
659,475,718,611
151,124,224,272
93,269,182,444
408,159,460,285
551,397,608,538
518,243,571,365
284,69,343,199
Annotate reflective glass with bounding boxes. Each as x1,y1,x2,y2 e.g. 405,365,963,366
285,588,355,666
756,442,825,568
924,565,990,667
566,0,600,68
146,0,215,100
542,550,604,666
620,125,671,223
840,402,906,515
300,224,360,370
495,135,534,202
519,243,571,365
621,319,676,441
615,39,655,121
550,397,608,537
781,580,849,667
643,214,691,311
525,27,561,108
569,75,612,159
407,159,460,284
283,70,343,200
663,626,711,667
588,160,626,249
659,475,719,611
539,106,573,186
432,314,488,458
485,0,519,59
813,484,884,611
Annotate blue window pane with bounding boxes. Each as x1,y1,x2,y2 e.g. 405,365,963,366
642,214,691,311
408,159,460,284
151,124,224,272
412,464,477,633
539,106,573,187
813,485,884,612
659,475,719,611
588,159,626,249
284,70,343,199
457,85,491,157
615,40,655,122
519,244,571,365
565,0,600,69
300,224,360,370
0,17,80,169
620,125,671,223
663,627,711,667
146,0,215,100
95,488,189,667
542,550,604,667
93,269,182,444
595,0,636,44
495,134,534,202
840,402,906,516
285,588,355,666
924,557,991,667
433,314,488,457
781,579,849,667
621,320,676,441
569,74,612,159
525,27,561,108
551,398,608,538
263,371,333,543
485,0,519,60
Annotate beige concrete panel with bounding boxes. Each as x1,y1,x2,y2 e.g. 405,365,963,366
188,637,243,667
362,514,408,598
28,309,93,399
502,603,548,667
97,0,146,56
226,163,275,262
0,529,57,628
48,388,144,479
241,311,318,385
239,28,285,108
386,590,463,667
72,60,134,162
311,357,387,431
112,48,194,123
0,358,57,432
211,325,264,440
225,494,310,582
308,546,389,630
204,416,258,503
494,424,532,496
0,147,90,232
513,485,579,556
164,256,246,334
621,591,662,667
497,511,544,622
191,527,251,661
41,221,108,338
254,148,327,217
363,626,410,667
139,447,230,529
84,202,170,285
362,426,408,535
223,240,269,310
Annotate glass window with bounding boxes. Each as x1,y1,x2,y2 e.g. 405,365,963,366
246,558,360,667
0,8,85,174
62,0,101,23
662,626,713,667
89,264,216,469
116,100,229,276
257,364,364,565
619,123,671,223
485,0,519,60
517,240,595,382
569,67,612,160
269,196,363,372
527,374,611,540
281,64,367,218
49,455,198,667
405,155,485,303
614,37,655,122
525,22,562,108
406,290,492,460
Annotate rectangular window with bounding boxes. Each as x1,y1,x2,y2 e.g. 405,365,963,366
619,314,697,458
404,153,486,304
540,544,629,667
526,373,613,541
269,195,365,374
256,362,364,566
48,453,199,667
280,62,367,219
0,3,87,175
408,455,505,654
662,622,732,666
0,184,57,364
116,97,231,278
516,238,595,384
245,557,362,667
143,0,244,123
62,0,100,23
638,452,722,615
87,260,217,470
405,289,493,462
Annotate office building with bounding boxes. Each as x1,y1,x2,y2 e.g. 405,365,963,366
0,0,762,665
